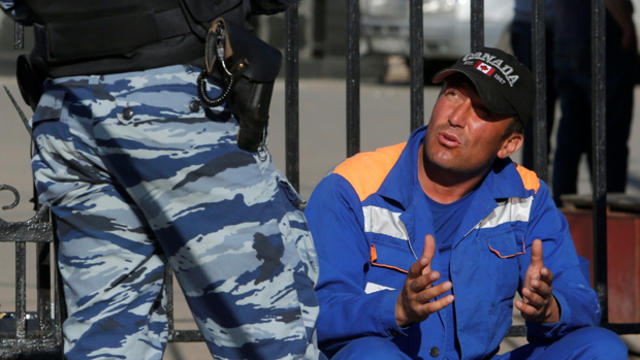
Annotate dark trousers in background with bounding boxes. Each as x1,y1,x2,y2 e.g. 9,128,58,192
552,15,635,206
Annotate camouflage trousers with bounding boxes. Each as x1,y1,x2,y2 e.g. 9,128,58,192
30,65,322,360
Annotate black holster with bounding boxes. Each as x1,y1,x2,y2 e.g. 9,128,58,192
198,18,282,152
16,54,46,111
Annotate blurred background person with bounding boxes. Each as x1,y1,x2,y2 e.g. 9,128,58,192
552,0,637,206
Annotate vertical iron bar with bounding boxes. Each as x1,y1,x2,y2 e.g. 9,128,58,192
346,0,360,157
16,242,27,340
14,22,24,50
53,216,65,345
312,0,327,57
37,242,52,331
470,0,484,51
164,267,175,340
591,0,607,324
285,4,301,191
409,0,424,132
531,0,548,181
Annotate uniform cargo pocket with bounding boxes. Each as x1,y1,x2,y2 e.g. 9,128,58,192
369,242,412,275
366,242,411,290
486,229,526,259
31,88,66,128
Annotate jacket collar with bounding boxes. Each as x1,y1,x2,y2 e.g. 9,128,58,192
374,125,531,210
373,127,424,211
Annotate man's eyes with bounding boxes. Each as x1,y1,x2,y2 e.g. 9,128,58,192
445,89,460,98
474,106,489,117
444,89,491,117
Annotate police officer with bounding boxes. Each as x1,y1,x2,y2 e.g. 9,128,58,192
1,1,322,359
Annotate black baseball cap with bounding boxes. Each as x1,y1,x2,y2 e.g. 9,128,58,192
432,47,535,126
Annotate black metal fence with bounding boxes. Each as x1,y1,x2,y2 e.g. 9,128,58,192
1,0,639,358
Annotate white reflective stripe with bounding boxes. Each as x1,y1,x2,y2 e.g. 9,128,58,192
364,282,396,294
478,196,534,230
362,205,409,241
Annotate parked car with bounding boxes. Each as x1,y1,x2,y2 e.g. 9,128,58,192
360,0,515,63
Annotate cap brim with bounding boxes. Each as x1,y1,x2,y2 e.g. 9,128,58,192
431,68,459,84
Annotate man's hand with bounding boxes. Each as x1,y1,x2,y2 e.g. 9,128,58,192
515,239,560,323
395,235,454,328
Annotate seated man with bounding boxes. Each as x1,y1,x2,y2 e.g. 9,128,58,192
304,47,627,359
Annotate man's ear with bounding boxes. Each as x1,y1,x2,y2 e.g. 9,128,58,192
497,132,524,159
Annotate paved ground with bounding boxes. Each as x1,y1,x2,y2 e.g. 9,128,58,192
1,56,640,358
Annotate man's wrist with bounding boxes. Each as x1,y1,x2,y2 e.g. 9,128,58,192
543,295,561,323
395,295,409,327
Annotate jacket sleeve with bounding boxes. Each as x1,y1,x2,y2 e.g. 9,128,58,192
250,0,297,15
305,174,405,354
520,181,601,341
1,0,34,25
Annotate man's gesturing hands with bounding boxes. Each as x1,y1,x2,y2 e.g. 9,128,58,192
514,239,560,323
395,235,454,328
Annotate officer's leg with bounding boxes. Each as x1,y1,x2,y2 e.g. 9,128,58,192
32,96,167,359
91,66,321,359
331,337,411,360
496,326,627,359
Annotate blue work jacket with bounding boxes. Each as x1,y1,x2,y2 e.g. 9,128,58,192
305,126,600,359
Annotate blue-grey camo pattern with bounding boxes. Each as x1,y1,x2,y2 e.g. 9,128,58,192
30,64,322,360
0,0,14,12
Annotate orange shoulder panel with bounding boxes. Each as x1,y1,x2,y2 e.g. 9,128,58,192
333,142,406,201
515,164,540,194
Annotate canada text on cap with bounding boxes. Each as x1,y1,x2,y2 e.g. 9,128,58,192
432,47,535,127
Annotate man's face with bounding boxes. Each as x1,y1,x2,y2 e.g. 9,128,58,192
424,77,521,177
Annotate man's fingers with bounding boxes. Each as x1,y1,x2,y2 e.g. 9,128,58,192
420,234,435,267
530,277,552,296
414,280,451,303
530,239,544,268
429,294,454,311
515,299,538,318
416,294,454,314
408,258,426,278
410,271,440,293
522,287,545,308
540,267,553,284
408,234,436,278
